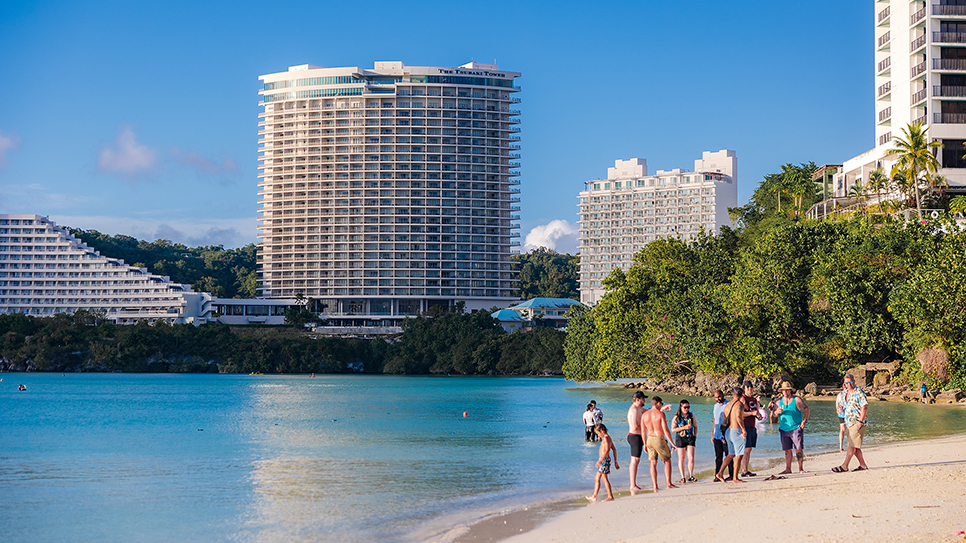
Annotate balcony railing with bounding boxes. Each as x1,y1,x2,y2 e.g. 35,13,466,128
879,132,892,146
911,6,926,25
912,87,928,104
912,61,927,78
878,5,891,23
878,56,891,73
934,58,966,71
934,5,966,16
878,81,892,97
935,85,966,97
914,114,927,126
878,31,891,48
878,106,892,122
934,112,966,123
911,33,927,51
934,31,966,43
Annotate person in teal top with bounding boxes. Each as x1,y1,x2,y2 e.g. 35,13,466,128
772,381,810,474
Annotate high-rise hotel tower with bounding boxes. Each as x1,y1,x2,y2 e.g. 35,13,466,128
837,0,966,195
256,62,521,325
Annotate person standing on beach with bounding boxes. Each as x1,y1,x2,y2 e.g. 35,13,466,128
711,389,733,482
921,382,929,404
835,385,848,451
626,391,648,495
833,373,869,473
716,387,753,483
671,399,697,483
583,404,597,441
773,381,809,474
586,423,620,502
740,380,763,477
641,396,678,493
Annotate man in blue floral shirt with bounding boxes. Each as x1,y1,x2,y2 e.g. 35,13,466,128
832,373,869,473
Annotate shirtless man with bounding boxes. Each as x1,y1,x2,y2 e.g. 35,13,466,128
626,391,648,495
640,396,678,493
716,387,754,483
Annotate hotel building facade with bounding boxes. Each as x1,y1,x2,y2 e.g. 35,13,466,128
577,150,737,305
257,61,521,326
0,214,212,324
837,0,966,195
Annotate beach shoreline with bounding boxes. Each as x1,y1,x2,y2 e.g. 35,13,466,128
446,423,966,543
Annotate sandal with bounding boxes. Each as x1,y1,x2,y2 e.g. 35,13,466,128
680,478,687,484
831,466,847,473
852,466,867,472
688,476,697,482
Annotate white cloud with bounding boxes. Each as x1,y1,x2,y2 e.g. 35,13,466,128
0,128,21,169
523,219,579,254
97,126,159,176
50,215,257,249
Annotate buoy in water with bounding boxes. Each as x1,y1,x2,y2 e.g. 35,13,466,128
463,411,468,417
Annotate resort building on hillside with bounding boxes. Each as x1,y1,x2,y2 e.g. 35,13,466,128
577,150,738,305
0,214,213,324
490,297,583,333
256,61,522,328
834,0,966,197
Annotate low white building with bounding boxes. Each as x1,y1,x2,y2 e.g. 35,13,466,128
577,150,737,305
0,214,213,324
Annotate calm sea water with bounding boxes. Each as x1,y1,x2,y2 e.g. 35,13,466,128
1,374,964,543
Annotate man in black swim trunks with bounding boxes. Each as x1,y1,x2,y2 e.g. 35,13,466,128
626,391,647,495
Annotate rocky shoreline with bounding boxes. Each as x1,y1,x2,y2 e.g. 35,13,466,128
618,366,966,405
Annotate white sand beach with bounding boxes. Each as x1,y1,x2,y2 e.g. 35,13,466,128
494,433,966,543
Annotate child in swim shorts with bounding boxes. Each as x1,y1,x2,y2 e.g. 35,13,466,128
587,423,620,502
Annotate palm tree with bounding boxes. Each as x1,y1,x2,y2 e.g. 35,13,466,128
867,168,889,213
885,122,943,219
950,195,966,217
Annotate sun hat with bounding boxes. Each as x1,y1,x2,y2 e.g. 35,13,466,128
779,381,795,391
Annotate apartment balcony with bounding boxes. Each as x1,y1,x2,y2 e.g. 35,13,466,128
934,85,966,98
933,31,966,44
877,5,890,24
877,56,892,74
911,6,926,26
934,58,966,71
911,60,927,78
878,81,892,98
934,5,966,16
878,106,892,123
911,33,927,52
878,30,891,50
879,129,891,144
914,114,927,126
934,112,966,123
912,87,928,105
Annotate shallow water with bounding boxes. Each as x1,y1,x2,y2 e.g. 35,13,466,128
0,374,962,543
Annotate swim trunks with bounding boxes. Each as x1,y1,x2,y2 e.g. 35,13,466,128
627,434,644,458
598,456,611,475
779,428,804,451
726,428,746,456
646,436,671,462
744,426,758,448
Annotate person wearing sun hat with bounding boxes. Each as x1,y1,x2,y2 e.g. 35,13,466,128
772,381,810,474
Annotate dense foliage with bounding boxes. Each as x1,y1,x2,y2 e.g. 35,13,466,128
0,309,566,376
513,247,580,300
69,229,258,298
563,215,966,390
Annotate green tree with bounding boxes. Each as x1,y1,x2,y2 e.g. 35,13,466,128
514,247,580,299
885,122,943,219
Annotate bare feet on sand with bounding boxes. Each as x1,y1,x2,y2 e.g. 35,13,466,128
667,483,679,489
602,497,614,502
585,496,597,502
778,469,792,475
630,486,641,496
730,478,746,484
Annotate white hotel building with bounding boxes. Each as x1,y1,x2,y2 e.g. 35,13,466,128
837,0,966,195
257,61,521,326
577,150,737,305
0,215,212,324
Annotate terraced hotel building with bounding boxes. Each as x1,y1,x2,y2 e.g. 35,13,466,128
256,62,521,325
577,151,737,305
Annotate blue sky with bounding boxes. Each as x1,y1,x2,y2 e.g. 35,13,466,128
0,0,872,253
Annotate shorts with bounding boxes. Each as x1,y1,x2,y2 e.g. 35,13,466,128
674,435,696,448
847,423,865,449
726,428,746,456
647,435,672,462
585,426,595,440
598,456,611,475
780,428,804,451
744,426,758,448
838,417,845,424
627,434,644,458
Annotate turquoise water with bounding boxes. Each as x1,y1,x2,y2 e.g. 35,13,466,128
1,374,964,543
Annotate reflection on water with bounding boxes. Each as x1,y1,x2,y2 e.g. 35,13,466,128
0,374,963,543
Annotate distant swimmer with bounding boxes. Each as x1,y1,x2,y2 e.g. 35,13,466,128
18,384,26,391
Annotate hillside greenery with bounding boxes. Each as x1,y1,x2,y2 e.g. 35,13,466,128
513,247,580,300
